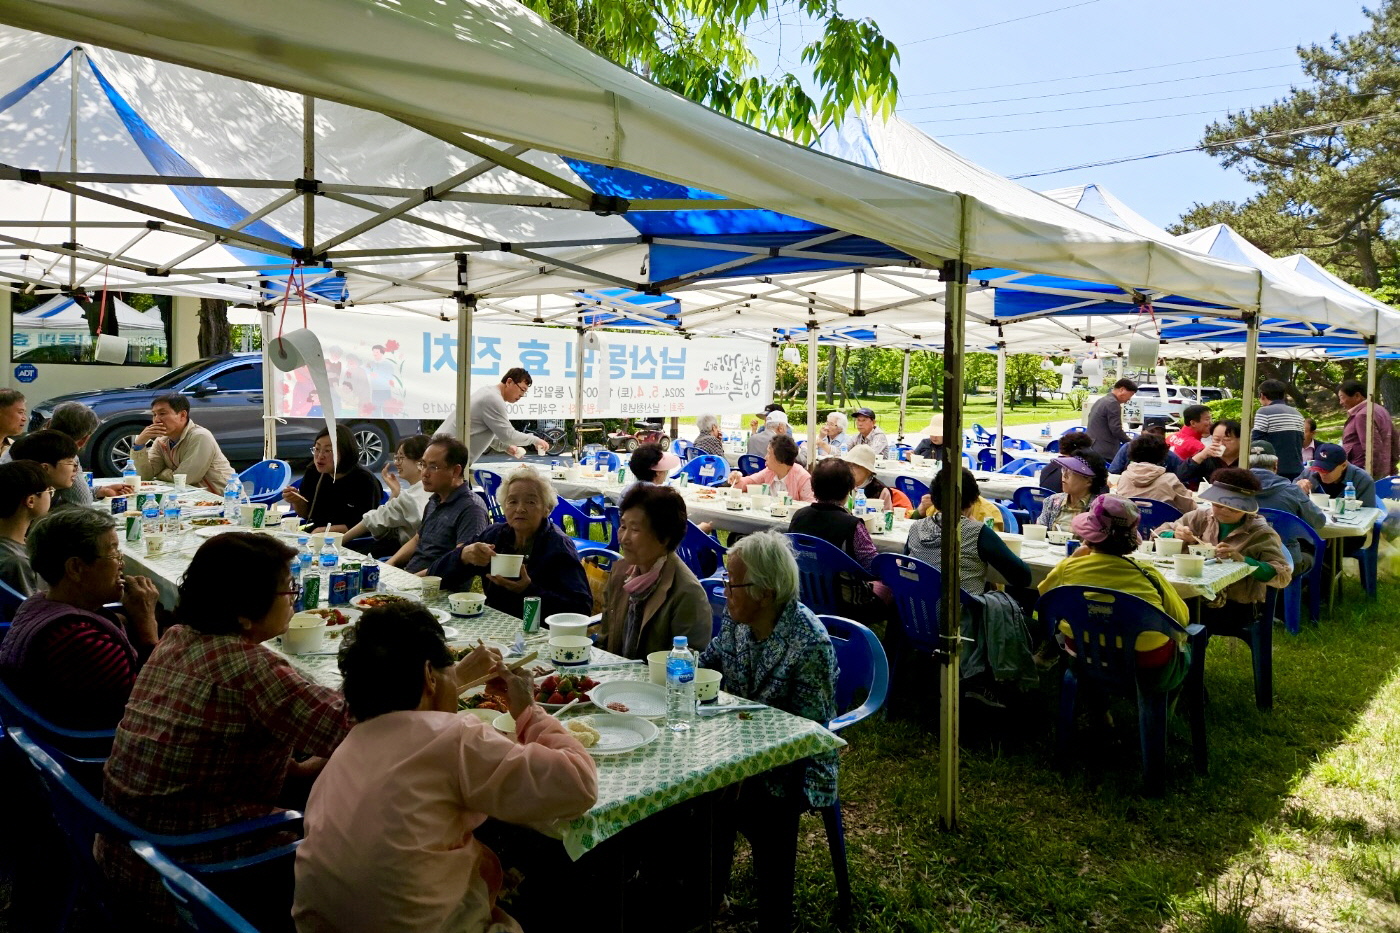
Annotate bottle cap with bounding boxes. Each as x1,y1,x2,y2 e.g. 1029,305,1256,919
673,636,688,647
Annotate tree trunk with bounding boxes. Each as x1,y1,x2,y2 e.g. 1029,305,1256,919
1354,225,1381,289
198,298,231,356
824,347,836,405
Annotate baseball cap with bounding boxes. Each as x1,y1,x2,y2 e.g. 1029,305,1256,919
1309,442,1347,471
1248,439,1275,456
851,407,876,419
762,403,786,416
765,410,789,426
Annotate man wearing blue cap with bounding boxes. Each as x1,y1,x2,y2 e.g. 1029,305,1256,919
1297,442,1376,558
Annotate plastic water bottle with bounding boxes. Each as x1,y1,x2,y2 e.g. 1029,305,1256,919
666,636,697,731
122,457,139,490
1042,423,1051,437
551,458,559,473
141,504,161,540
1345,481,1359,512
297,535,314,578
222,476,241,520
853,487,867,515
319,536,340,579
163,505,182,537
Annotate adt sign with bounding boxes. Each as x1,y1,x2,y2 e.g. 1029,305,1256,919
13,363,38,384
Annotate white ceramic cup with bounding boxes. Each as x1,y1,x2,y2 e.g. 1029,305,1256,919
546,612,592,638
1173,553,1205,577
490,554,525,578
449,592,486,616
284,613,327,654
1155,537,1184,556
419,576,442,601
1023,523,1047,543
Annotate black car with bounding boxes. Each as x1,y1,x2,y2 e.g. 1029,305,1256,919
29,354,426,476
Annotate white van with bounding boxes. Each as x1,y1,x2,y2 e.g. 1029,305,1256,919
1122,384,1196,427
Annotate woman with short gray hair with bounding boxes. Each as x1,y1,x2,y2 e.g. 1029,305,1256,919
699,529,837,933
817,410,850,455
691,414,725,457
44,401,133,506
0,508,161,729
432,466,592,619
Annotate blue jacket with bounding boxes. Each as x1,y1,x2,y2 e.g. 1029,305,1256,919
1252,468,1327,567
431,519,594,620
1109,442,1183,475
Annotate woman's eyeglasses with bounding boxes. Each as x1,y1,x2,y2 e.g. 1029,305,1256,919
276,581,304,599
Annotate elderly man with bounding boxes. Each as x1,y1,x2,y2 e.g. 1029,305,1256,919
849,407,889,457
1249,440,1326,574
691,414,726,457
131,393,234,493
395,435,489,573
1338,379,1398,479
1086,378,1136,459
699,531,837,933
435,367,551,462
0,388,27,462
47,401,133,506
815,411,850,455
748,409,789,458
1298,442,1376,558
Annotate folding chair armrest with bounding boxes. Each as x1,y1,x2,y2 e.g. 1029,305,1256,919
191,840,303,876
828,700,878,733
149,810,304,850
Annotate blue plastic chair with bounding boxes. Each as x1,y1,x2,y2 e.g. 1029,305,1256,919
1376,476,1398,501
1357,515,1383,599
786,533,874,618
684,445,707,462
815,614,889,922
993,502,1020,533
0,577,22,626
1011,485,1053,524
0,677,114,791
976,447,1007,471
961,452,975,471
676,521,728,580
1001,437,1035,451
8,725,303,930
1128,498,1183,532
129,840,260,933
891,444,912,462
472,469,504,523
1035,587,1208,794
872,553,941,656
550,498,613,550
582,449,621,472
1259,509,1325,634
996,456,1042,476
971,424,994,446
671,438,693,460
894,475,930,510
700,576,727,640
737,454,766,476
1206,588,1279,711
673,455,729,487
238,459,291,505
1044,439,1061,453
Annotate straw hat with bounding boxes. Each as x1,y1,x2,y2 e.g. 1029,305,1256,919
840,445,879,474
922,413,944,437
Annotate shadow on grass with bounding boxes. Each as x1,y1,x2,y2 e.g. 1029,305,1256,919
719,581,1400,933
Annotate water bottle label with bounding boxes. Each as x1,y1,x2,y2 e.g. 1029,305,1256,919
666,660,694,685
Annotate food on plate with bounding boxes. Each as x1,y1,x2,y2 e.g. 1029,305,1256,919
302,608,352,627
530,665,555,678
459,692,509,713
191,517,232,527
535,672,599,706
605,701,630,713
566,720,600,748
353,593,413,609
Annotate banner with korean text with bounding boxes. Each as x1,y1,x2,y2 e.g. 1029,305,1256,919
267,308,774,422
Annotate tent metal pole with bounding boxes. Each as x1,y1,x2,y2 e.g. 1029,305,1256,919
1366,334,1378,475
897,348,911,444
68,48,81,292
937,233,970,830
260,279,275,461
1240,312,1259,469
575,320,586,462
1196,361,1203,405
807,323,818,468
995,344,1007,466
302,96,315,253
455,255,473,449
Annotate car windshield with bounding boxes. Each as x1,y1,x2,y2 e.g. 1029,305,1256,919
140,358,227,389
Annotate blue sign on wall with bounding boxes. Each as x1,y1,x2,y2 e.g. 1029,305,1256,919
13,363,38,384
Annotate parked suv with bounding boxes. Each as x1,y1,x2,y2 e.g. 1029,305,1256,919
1122,384,1196,428
29,354,425,476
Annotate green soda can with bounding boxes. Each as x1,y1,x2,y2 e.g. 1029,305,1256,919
124,511,143,543
521,596,542,634
301,574,321,611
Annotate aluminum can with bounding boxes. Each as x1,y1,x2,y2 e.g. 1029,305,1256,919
110,496,128,515
136,492,155,512
521,596,542,633
124,511,142,543
300,574,321,611
359,561,380,593
83,471,94,490
341,561,361,593
329,572,352,605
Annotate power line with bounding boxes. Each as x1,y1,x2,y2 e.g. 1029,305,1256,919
916,83,1295,123
902,0,1107,47
935,105,1282,138
1006,113,1396,178
900,46,1295,98
901,63,1301,111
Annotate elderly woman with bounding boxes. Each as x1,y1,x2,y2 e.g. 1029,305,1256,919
432,468,592,619
726,434,814,502
839,445,911,510
46,401,132,505
99,533,355,931
1039,495,1192,681
1038,451,1109,531
691,414,726,457
906,467,1030,597
1158,467,1291,628
912,414,945,461
600,485,710,659
1038,431,1092,494
284,425,383,533
294,604,597,933
815,411,850,455
0,509,159,729
789,458,878,571
1114,433,1195,513
618,442,681,500
699,531,837,933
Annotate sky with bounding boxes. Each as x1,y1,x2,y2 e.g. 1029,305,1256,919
751,0,1376,230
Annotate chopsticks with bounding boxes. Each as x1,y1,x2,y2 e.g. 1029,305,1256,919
457,650,539,695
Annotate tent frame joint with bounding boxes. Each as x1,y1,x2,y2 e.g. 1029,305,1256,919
939,259,971,284
590,193,630,216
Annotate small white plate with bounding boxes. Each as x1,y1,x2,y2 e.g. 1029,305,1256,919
577,714,660,756
589,681,667,719
493,712,516,734
193,523,238,537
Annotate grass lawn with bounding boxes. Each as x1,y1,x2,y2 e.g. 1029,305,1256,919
715,579,1400,933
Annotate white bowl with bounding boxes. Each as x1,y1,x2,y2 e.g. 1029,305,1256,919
546,613,592,638
449,592,487,616
694,668,723,703
1155,537,1184,556
490,554,525,578
283,613,327,654
549,635,593,665
1023,524,1047,542
1173,553,1205,577
1046,530,1071,546
647,650,670,685
460,707,503,725
996,532,1023,557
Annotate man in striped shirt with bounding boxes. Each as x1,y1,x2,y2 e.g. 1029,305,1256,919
1251,380,1306,479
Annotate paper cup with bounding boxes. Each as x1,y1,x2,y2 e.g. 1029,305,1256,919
1023,524,1047,542
144,533,166,557
1189,544,1214,558
750,494,771,510
548,635,592,665
419,576,442,601
1173,554,1205,577
648,650,670,685
489,554,524,578
449,592,486,616
545,612,592,638
173,473,188,488
694,668,723,704
1310,493,1330,509
996,532,1023,557
284,613,327,654
1155,537,1184,556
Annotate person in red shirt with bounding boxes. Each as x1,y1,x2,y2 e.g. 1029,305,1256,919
1168,404,1212,462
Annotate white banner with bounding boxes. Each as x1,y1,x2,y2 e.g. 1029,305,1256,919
267,308,774,421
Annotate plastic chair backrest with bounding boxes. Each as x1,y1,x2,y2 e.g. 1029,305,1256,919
891,444,912,462
818,614,889,731
994,502,1020,533
871,553,941,653
1258,507,1325,553
582,450,621,472
129,840,260,933
237,459,292,503
786,533,872,617
1011,485,1053,523
550,498,609,543
737,454,766,476
700,577,727,640
976,447,1006,471
672,438,692,458
0,678,114,781
972,424,991,443
1377,476,1398,501
1002,437,1034,450
894,475,930,509
1044,439,1061,453
1035,586,1185,690
675,455,730,486
0,578,23,623
472,469,504,522
684,446,707,462
576,546,623,576
676,522,728,579
1128,498,1184,532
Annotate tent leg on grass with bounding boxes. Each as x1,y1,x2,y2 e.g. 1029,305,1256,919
455,255,473,444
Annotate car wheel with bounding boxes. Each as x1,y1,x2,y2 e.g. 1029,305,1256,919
92,423,145,476
349,422,392,471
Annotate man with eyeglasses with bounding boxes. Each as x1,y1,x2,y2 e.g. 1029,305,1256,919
341,435,433,560
434,367,551,463
9,430,81,505
392,434,489,574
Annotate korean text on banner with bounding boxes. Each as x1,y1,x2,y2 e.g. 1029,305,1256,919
266,309,774,421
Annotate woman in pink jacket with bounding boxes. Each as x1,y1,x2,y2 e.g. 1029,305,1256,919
1114,433,1195,515
293,606,598,933
726,434,814,501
